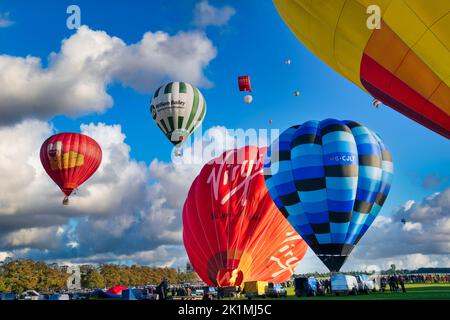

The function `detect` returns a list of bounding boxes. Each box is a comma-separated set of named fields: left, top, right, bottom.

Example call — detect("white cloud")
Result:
left=0, top=12, right=13, bottom=28
left=0, top=121, right=239, bottom=266
left=0, top=26, right=216, bottom=125
left=1, top=120, right=448, bottom=271
left=402, top=200, right=415, bottom=211
left=402, top=222, right=423, bottom=232
left=352, top=188, right=450, bottom=262
left=1, top=226, right=64, bottom=250
left=372, top=215, right=392, bottom=228
left=0, top=251, right=12, bottom=262
left=295, top=189, right=450, bottom=273
left=193, top=0, right=236, bottom=28
left=343, top=254, right=450, bottom=272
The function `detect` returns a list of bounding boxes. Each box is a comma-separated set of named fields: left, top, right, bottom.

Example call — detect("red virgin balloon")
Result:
left=40, top=133, right=102, bottom=205
left=183, top=146, right=307, bottom=287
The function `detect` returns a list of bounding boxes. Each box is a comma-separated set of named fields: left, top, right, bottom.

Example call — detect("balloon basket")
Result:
left=62, top=197, right=69, bottom=206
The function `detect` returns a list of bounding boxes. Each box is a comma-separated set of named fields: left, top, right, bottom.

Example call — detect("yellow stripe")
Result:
left=273, top=0, right=450, bottom=90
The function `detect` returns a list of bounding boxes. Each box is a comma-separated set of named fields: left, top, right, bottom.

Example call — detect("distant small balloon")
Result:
left=294, top=91, right=300, bottom=97
left=285, top=59, right=292, bottom=65
left=238, top=76, right=252, bottom=92
left=244, top=95, right=253, bottom=104
left=373, top=99, right=381, bottom=108
left=268, top=120, right=273, bottom=125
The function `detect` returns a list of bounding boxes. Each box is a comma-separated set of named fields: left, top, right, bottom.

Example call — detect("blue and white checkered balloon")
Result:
left=264, top=119, right=393, bottom=272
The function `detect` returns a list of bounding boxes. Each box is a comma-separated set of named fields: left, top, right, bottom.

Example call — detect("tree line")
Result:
left=0, top=259, right=199, bottom=293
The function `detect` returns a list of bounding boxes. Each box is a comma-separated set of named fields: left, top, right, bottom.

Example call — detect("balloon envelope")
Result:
left=183, top=146, right=307, bottom=286
left=150, top=82, right=206, bottom=146
left=244, top=95, right=253, bottom=104
left=107, top=286, right=128, bottom=295
left=40, top=133, right=102, bottom=198
left=274, top=0, right=450, bottom=138
left=238, top=76, right=252, bottom=92
left=264, top=119, right=393, bottom=272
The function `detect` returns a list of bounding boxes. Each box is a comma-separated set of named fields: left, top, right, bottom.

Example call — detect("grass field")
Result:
left=248, top=284, right=450, bottom=300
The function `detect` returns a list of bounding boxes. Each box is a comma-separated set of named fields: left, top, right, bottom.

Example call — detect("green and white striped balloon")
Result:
left=150, top=82, right=207, bottom=146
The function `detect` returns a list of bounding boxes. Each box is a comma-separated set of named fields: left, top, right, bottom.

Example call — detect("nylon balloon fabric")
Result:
left=150, top=82, right=206, bottom=146
left=264, top=119, right=393, bottom=272
left=273, top=0, right=450, bottom=139
left=183, top=146, right=307, bottom=287
left=40, top=133, right=102, bottom=198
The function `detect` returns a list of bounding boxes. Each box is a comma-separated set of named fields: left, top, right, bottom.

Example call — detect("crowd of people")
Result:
left=398, top=274, right=450, bottom=284
left=153, top=277, right=210, bottom=300
left=148, top=273, right=450, bottom=299
left=380, top=275, right=407, bottom=293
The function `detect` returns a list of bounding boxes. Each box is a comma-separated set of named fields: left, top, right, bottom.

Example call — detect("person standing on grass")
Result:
left=399, top=277, right=406, bottom=293
left=217, top=286, right=224, bottom=300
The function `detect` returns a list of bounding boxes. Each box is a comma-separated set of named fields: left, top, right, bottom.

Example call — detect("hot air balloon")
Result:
left=273, top=0, right=450, bottom=139
left=294, top=91, right=300, bottom=97
left=373, top=99, right=382, bottom=109
left=238, top=75, right=252, bottom=92
left=150, top=82, right=206, bottom=155
left=183, top=146, right=307, bottom=287
left=40, top=133, right=102, bottom=205
left=107, top=286, right=128, bottom=295
left=264, top=119, right=394, bottom=272
left=244, top=95, right=253, bottom=104
left=285, top=59, right=292, bottom=65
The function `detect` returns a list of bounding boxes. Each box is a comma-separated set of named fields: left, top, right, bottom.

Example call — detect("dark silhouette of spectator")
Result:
left=399, top=277, right=406, bottom=293
left=217, top=286, right=225, bottom=300
left=157, top=277, right=169, bottom=300
left=388, top=276, right=394, bottom=292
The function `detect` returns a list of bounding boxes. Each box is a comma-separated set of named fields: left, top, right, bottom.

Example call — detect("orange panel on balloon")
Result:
left=361, top=21, right=450, bottom=138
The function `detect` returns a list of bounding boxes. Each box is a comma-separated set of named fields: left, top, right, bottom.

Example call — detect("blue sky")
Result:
left=0, top=0, right=449, bottom=271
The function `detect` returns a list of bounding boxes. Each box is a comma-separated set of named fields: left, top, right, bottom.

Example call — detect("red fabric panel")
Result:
left=183, top=146, right=307, bottom=286
left=40, top=133, right=103, bottom=196
left=360, top=54, right=450, bottom=139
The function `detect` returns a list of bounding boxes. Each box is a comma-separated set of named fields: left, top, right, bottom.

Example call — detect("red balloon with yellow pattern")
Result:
left=40, top=133, right=102, bottom=205
left=183, top=146, right=307, bottom=287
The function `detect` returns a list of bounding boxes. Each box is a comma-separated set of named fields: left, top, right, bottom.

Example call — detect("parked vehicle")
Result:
left=265, top=282, right=287, bottom=298
left=192, top=288, right=204, bottom=297
left=294, top=277, right=319, bottom=296
left=331, top=274, right=359, bottom=296
left=48, top=294, right=70, bottom=300
left=356, top=274, right=377, bottom=293
left=368, top=275, right=382, bottom=292
left=244, top=281, right=268, bottom=299
left=223, top=286, right=240, bottom=298
left=0, top=293, right=17, bottom=300
left=19, top=290, right=41, bottom=300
